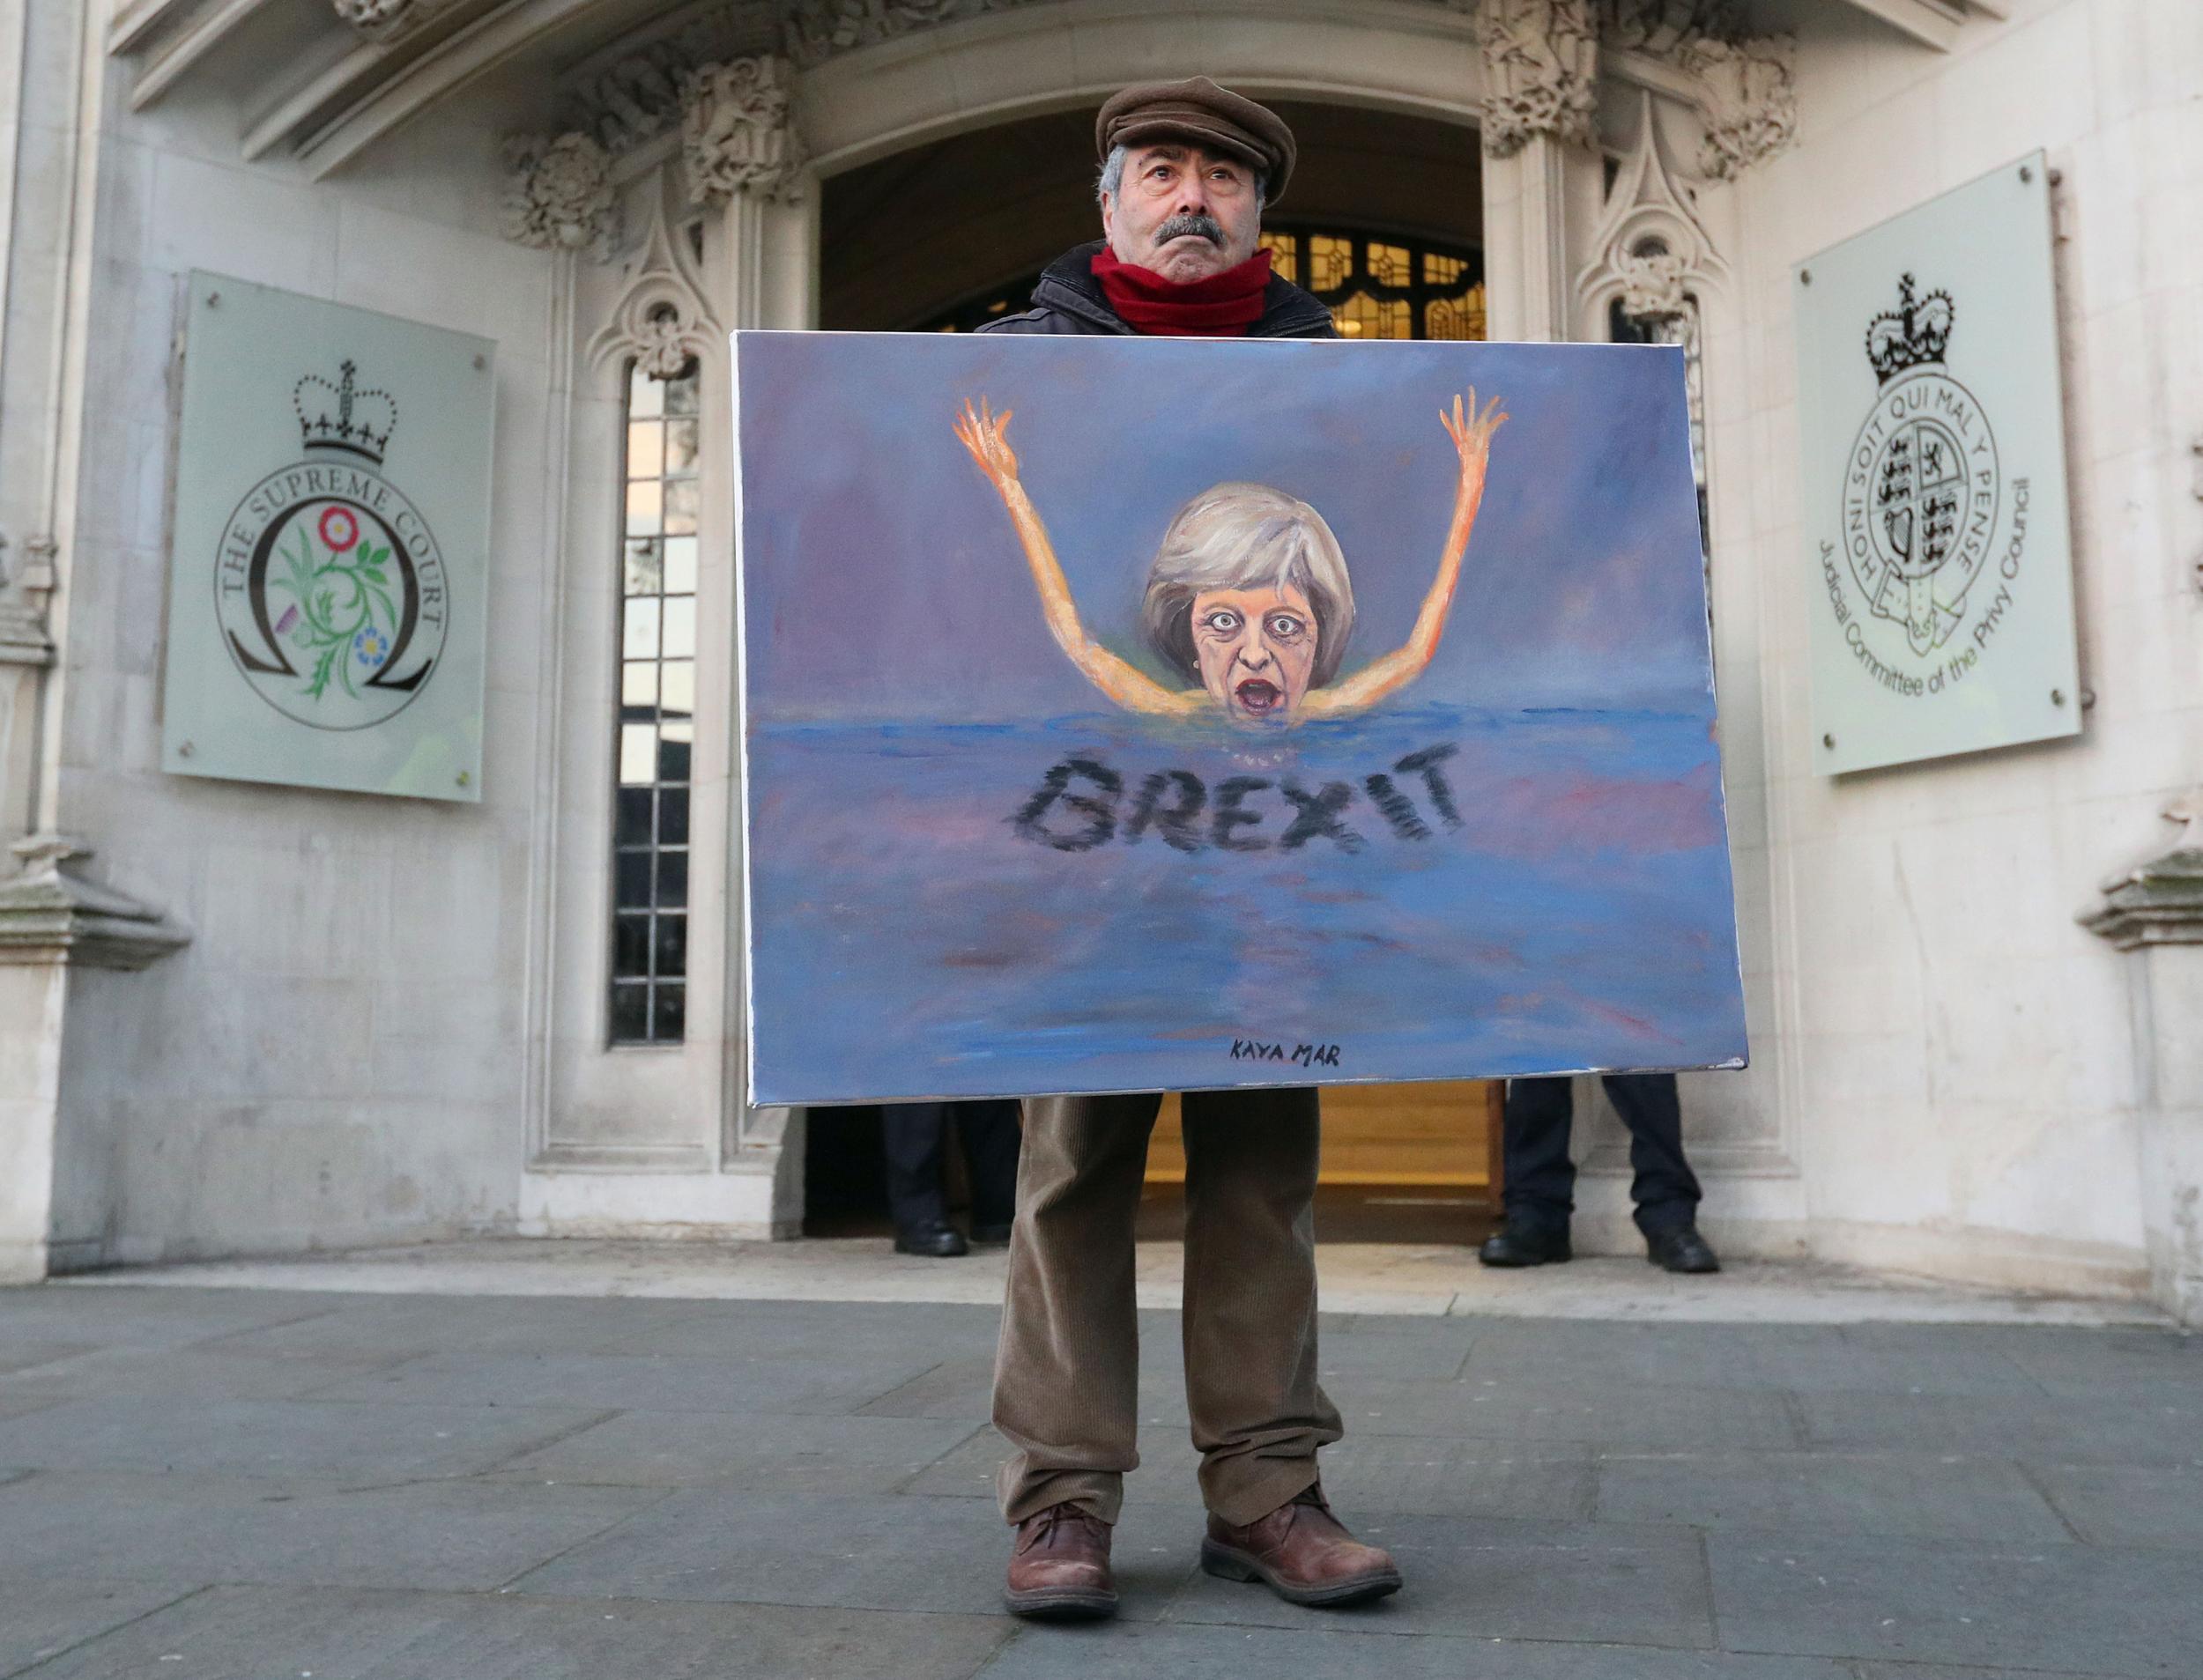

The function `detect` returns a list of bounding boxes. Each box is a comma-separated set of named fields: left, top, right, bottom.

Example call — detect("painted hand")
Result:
left=953, top=397, right=1021, bottom=492
left=1439, top=389, right=1509, bottom=485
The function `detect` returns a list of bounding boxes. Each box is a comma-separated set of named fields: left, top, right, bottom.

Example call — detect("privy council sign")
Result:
left=162, top=275, right=494, bottom=800
left=1796, top=153, right=2080, bottom=776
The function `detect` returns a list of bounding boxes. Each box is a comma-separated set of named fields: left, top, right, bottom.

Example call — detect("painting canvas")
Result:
left=736, top=331, right=1745, bottom=1106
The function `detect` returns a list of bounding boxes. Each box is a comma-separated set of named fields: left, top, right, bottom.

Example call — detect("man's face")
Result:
left=1190, top=584, right=1318, bottom=724
left=1102, top=143, right=1264, bottom=282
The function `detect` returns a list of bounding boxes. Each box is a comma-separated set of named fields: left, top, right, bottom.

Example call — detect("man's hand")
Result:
left=954, top=396, right=1021, bottom=492
left=1439, top=388, right=1509, bottom=485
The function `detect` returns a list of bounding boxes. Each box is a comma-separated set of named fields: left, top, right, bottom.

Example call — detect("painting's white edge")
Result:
left=729, top=329, right=760, bottom=1111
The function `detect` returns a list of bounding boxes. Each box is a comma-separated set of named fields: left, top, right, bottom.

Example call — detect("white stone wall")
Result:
left=19, top=0, right=2197, bottom=1295
left=44, top=69, right=560, bottom=1262
left=1649, top=0, right=2200, bottom=1296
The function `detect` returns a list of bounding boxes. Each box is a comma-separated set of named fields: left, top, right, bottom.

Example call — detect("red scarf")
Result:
left=1091, top=247, right=1273, bottom=337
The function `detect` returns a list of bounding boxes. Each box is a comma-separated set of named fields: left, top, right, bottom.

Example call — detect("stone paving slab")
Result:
left=1351, top=1373, right=1804, bottom=1447
left=0, top=1470, right=665, bottom=1594
left=973, top=1624, right=1861, bottom=1680
left=1705, top=1530, right=2203, bottom=1676
left=0, top=1579, right=201, bottom=1676
left=853, top=1353, right=1198, bottom=1425
left=495, top=1410, right=985, bottom=1493
left=307, top=1346, right=942, bottom=1416
left=607, top=1299, right=1007, bottom=1363
left=1309, top=1323, right=1480, bottom=1381
left=9, top=1586, right=1015, bottom=1680
left=198, top=1293, right=708, bottom=1360
left=2017, top=1458, right=2203, bottom=1549
left=0, top=1343, right=414, bottom=1403
left=0, top=1289, right=341, bottom=1348
left=1977, top=1323, right=2203, bottom=1388
left=904, top=1424, right=1202, bottom=1501
left=1273, top=1434, right=1603, bottom=1521
left=1458, top=1321, right=2058, bottom=1398
left=511, top=1489, right=1209, bottom=1619
left=1591, top=1447, right=2072, bottom=1543
left=1167, top=1513, right=1717, bottom=1649
left=0, top=1340, right=100, bottom=1377
left=0, top=1280, right=2193, bottom=1680
left=0, top=1395, right=610, bottom=1481
left=1793, top=1385, right=2203, bottom=1463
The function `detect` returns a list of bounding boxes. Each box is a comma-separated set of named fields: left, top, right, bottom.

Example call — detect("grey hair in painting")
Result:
left=1140, top=483, right=1355, bottom=686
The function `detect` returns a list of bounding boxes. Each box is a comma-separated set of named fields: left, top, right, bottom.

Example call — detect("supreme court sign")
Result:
left=1795, top=152, right=2081, bottom=776
left=160, top=273, right=495, bottom=800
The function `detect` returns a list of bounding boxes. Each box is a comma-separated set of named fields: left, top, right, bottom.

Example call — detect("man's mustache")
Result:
left=1154, top=212, right=1225, bottom=246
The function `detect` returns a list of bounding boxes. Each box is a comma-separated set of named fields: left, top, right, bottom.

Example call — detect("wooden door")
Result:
left=1146, top=1081, right=1502, bottom=1202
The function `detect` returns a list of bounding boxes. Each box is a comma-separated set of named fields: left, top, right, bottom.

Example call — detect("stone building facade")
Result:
left=0, top=0, right=2197, bottom=1321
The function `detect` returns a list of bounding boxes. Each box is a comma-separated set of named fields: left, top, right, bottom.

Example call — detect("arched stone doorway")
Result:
left=819, top=101, right=1487, bottom=334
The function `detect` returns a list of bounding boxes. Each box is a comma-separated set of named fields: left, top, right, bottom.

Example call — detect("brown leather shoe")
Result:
left=1202, top=1484, right=1403, bottom=1608
left=1004, top=1502, right=1117, bottom=1620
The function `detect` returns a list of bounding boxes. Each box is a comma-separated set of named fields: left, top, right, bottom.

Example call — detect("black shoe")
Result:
left=969, top=1221, right=1012, bottom=1245
left=894, top=1223, right=968, bottom=1258
left=1478, top=1223, right=1572, bottom=1267
left=1645, top=1225, right=1720, bottom=1273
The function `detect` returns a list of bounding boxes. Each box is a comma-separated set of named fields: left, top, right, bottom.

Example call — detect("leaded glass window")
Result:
left=916, top=228, right=1485, bottom=341
left=1258, top=229, right=1485, bottom=340
left=610, top=359, right=700, bottom=1046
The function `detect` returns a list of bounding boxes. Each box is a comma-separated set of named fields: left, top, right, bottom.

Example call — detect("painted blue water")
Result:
left=745, top=700, right=1746, bottom=1105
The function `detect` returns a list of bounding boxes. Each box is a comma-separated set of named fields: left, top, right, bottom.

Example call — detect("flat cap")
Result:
left=1096, top=76, right=1295, bottom=204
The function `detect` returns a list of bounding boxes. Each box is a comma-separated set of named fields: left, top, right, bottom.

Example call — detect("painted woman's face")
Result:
left=1190, top=584, right=1319, bottom=724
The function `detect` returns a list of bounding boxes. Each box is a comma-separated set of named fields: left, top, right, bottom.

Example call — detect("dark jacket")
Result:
left=975, top=241, right=1339, bottom=339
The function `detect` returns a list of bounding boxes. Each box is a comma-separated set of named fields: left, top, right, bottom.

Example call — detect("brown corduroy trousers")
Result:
left=991, top=1088, right=1344, bottom=1528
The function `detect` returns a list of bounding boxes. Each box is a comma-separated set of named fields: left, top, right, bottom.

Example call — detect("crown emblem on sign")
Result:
left=1864, top=274, right=1955, bottom=386
left=293, top=361, right=398, bottom=464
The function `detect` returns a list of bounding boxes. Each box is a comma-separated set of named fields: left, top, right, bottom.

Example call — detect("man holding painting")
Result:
left=971, top=78, right=1405, bottom=1620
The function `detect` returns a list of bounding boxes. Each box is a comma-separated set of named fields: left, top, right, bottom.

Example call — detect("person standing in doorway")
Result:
left=881, top=1101, right=1020, bottom=1257
left=1480, top=1073, right=1722, bottom=1273
left=974, top=77, right=1402, bottom=1624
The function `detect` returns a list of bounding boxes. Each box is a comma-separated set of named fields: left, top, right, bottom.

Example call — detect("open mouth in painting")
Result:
left=1233, top=677, right=1285, bottom=717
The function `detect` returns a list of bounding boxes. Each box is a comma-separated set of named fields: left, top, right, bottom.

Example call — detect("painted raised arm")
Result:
left=1303, top=389, right=1507, bottom=717
left=953, top=398, right=1198, bottom=716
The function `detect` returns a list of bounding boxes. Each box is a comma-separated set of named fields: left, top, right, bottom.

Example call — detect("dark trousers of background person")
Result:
left=992, top=1089, right=1343, bottom=1528
left=1503, top=1073, right=1702, bottom=1237
left=881, top=1100, right=1021, bottom=1235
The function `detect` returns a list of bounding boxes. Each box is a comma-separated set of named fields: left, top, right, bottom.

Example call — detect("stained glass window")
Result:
left=610, top=358, right=700, bottom=1046
left=1260, top=226, right=1485, bottom=341
left=918, top=228, right=1485, bottom=342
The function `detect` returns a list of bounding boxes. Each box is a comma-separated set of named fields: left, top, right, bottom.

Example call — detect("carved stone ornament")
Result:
left=782, top=0, right=1026, bottom=70
left=1472, top=0, right=1794, bottom=177
left=682, top=56, right=807, bottom=206
left=0, top=534, right=54, bottom=667
left=588, top=176, right=724, bottom=380
left=1615, top=245, right=1689, bottom=320
left=502, top=132, right=616, bottom=255
left=1576, top=90, right=1728, bottom=328
left=330, top=0, right=467, bottom=43
left=0, top=835, right=189, bottom=970
left=2081, top=791, right=2203, bottom=951
left=1681, top=33, right=1798, bottom=181
left=1599, top=0, right=1744, bottom=56
left=1480, top=0, right=1600, bottom=158
left=560, top=7, right=775, bottom=156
